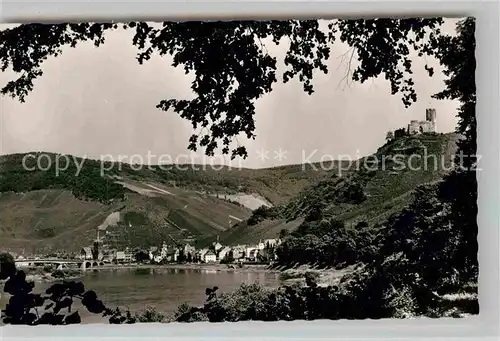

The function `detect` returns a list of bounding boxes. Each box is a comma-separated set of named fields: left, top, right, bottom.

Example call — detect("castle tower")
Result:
left=425, top=108, right=437, bottom=132
left=426, top=108, right=436, bottom=122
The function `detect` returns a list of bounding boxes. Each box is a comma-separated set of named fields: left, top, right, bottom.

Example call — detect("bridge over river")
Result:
left=15, top=259, right=105, bottom=270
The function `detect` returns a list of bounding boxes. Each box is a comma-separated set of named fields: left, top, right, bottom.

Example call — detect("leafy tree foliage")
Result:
left=427, top=18, right=477, bottom=282
left=134, top=250, right=150, bottom=263
left=374, top=183, right=470, bottom=298
left=247, top=205, right=280, bottom=225
left=0, top=154, right=126, bottom=203
left=276, top=219, right=377, bottom=268
left=1, top=18, right=443, bottom=158
left=276, top=17, right=477, bottom=306
left=275, top=19, right=475, bottom=319
left=133, top=306, right=166, bottom=323
left=0, top=253, right=16, bottom=280
left=278, top=228, right=290, bottom=239
left=177, top=249, right=187, bottom=263
left=0, top=256, right=134, bottom=325
left=173, top=274, right=476, bottom=322
left=220, top=251, right=235, bottom=264
left=91, top=241, right=100, bottom=261
left=394, top=127, right=409, bottom=138
left=0, top=253, right=169, bottom=325
left=341, top=181, right=367, bottom=204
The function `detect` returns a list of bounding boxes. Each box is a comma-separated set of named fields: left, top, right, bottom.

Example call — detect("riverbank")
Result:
left=1, top=262, right=280, bottom=284
left=21, top=267, right=83, bottom=283
left=3, top=261, right=350, bottom=285
left=277, top=264, right=358, bottom=287
left=0, top=272, right=82, bottom=284
left=158, top=263, right=277, bottom=272
left=85, top=262, right=279, bottom=273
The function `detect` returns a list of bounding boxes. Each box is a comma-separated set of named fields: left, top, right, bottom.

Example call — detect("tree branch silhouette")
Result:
left=0, top=18, right=444, bottom=159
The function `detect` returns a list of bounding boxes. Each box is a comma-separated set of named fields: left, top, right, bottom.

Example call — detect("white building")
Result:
left=204, top=251, right=217, bottom=263
left=213, top=242, right=223, bottom=252
left=115, top=251, right=126, bottom=262
left=257, top=240, right=266, bottom=250
left=125, top=250, right=133, bottom=262
left=245, top=246, right=258, bottom=259
left=231, top=246, right=245, bottom=260
left=160, top=242, right=169, bottom=259
left=183, top=244, right=196, bottom=258
left=102, top=251, right=115, bottom=263
left=153, top=254, right=164, bottom=263
left=115, top=248, right=133, bottom=263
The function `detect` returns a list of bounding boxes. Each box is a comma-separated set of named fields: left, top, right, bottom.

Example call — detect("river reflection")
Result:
left=0, top=267, right=282, bottom=324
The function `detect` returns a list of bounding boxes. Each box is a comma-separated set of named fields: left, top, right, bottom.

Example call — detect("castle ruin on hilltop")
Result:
left=407, top=108, right=437, bottom=135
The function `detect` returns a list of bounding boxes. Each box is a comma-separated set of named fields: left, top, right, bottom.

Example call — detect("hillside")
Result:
left=0, top=133, right=459, bottom=252
left=211, top=132, right=460, bottom=246
left=0, top=185, right=251, bottom=254
left=0, top=152, right=345, bottom=253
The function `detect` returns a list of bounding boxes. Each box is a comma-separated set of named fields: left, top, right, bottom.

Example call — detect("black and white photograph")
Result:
left=0, top=17, right=477, bottom=325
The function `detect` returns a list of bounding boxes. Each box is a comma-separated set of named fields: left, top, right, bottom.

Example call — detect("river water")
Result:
left=1, top=266, right=282, bottom=324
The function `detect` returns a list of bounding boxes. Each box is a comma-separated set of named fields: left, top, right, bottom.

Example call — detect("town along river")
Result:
left=0, top=265, right=283, bottom=324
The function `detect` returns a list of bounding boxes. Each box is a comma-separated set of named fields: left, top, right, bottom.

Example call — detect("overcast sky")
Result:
left=0, top=19, right=462, bottom=169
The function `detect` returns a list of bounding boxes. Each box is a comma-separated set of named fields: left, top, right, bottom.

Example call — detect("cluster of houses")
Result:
left=194, top=238, right=281, bottom=264
left=77, top=238, right=282, bottom=265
